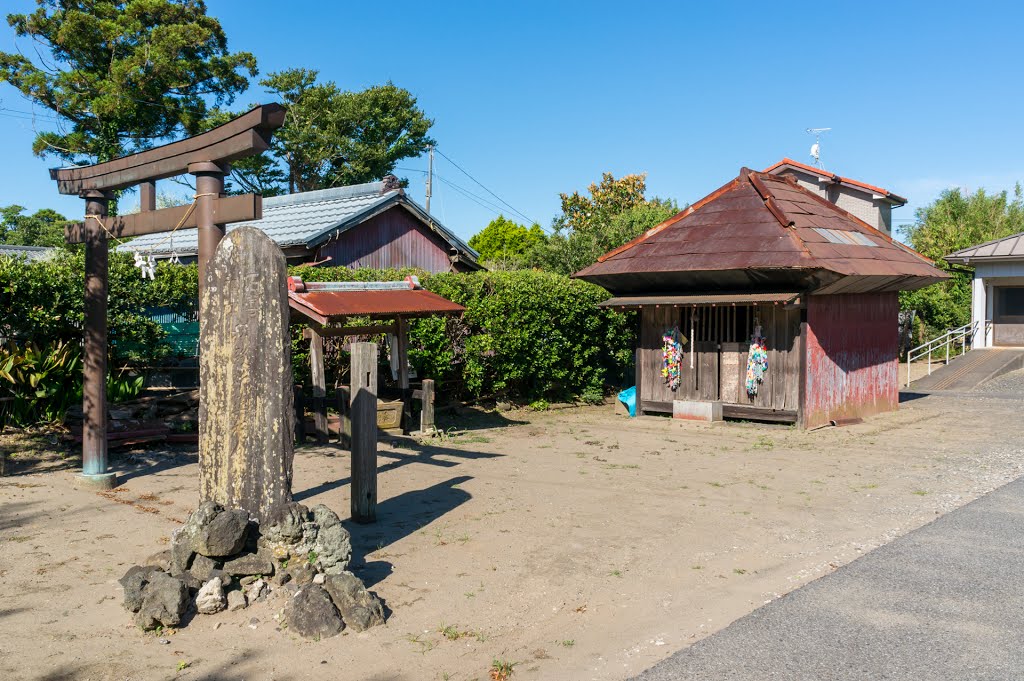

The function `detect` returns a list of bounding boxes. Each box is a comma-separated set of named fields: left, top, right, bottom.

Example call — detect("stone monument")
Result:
left=199, top=227, right=293, bottom=523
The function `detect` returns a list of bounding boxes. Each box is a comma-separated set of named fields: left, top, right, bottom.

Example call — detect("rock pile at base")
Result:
left=119, top=500, right=385, bottom=639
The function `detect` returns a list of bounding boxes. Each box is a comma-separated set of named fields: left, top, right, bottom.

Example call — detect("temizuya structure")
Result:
left=575, top=168, right=947, bottom=428
left=51, top=105, right=285, bottom=488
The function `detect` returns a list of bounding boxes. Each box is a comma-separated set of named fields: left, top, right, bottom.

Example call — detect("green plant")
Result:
left=0, top=340, right=82, bottom=425
left=306, top=550, right=318, bottom=566
left=107, top=371, right=145, bottom=403
left=490, top=659, right=516, bottom=681
left=528, top=399, right=550, bottom=412
left=753, top=436, right=775, bottom=450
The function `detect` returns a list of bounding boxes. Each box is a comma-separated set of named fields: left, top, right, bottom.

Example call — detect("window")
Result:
left=812, top=227, right=879, bottom=247
left=997, top=287, right=1024, bottom=317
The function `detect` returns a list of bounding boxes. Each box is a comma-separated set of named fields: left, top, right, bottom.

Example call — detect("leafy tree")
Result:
left=227, top=68, right=435, bottom=194
left=0, top=0, right=257, bottom=165
left=900, top=185, right=1024, bottom=333
left=467, top=216, right=546, bottom=269
left=0, top=205, right=73, bottom=247
left=530, top=172, right=680, bottom=275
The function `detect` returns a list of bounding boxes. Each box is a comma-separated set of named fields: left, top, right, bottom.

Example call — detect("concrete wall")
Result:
left=972, top=265, right=1024, bottom=347
left=803, top=292, right=900, bottom=428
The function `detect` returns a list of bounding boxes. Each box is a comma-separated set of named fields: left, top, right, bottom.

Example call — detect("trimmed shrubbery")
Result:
left=0, top=254, right=634, bottom=423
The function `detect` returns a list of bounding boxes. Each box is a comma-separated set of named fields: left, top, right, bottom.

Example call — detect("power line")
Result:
left=433, top=147, right=538, bottom=226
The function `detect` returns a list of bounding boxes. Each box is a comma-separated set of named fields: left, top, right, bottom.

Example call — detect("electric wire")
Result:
left=432, top=147, right=538, bottom=226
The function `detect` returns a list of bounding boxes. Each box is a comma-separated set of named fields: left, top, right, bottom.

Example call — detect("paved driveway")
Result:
left=632, top=476, right=1024, bottom=680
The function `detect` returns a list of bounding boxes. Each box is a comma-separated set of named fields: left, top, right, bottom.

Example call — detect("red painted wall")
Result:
left=803, top=292, right=899, bottom=428
left=315, top=205, right=466, bottom=273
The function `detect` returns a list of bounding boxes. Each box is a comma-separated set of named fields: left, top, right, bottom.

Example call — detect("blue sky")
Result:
left=1, top=1, right=1023, bottom=242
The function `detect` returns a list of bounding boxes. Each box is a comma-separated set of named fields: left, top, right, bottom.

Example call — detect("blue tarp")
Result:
left=617, top=386, right=637, bottom=417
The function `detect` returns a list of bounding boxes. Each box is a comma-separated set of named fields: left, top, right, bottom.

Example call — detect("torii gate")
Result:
left=51, top=104, right=286, bottom=489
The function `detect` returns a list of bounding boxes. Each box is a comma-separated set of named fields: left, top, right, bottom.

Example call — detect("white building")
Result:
left=946, top=233, right=1024, bottom=347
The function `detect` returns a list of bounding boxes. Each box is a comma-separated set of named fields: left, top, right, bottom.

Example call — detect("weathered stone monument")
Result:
left=199, top=227, right=293, bottom=523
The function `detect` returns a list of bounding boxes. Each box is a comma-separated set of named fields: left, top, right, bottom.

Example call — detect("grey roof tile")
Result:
left=115, top=181, right=477, bottom=261
left=947, top=232, right=1024, bottom=262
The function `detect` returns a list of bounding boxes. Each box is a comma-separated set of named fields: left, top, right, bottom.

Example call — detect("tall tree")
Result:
left=228, top=68, right=435, bottom=194
left=0, top=205, right=73, bottom=247
left=0, top=0, right=257, bottom=165
left=468, top=216, right=546, bottom=269
left=530, top=172, right=680, bottom=275
left=900, top=185, right=1024, bottom=332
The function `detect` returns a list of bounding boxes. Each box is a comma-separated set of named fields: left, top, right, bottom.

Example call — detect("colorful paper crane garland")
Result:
left=661, top=326, right=687, bottom=391
left=746, top=323, right=768, bottom=396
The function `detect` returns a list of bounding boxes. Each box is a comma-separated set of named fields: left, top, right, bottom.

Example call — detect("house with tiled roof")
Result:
left=575, top=167, right=946, bottom=428
left=118, top=177, right=482, bottom=273
left=947, top=232, right=1024, bottom=347
left=765, top=158, right=907, bottom=235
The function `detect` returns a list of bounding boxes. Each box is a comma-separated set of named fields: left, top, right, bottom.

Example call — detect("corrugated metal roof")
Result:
left=289, top=289, right=465, bottom=324
left=0, top=245, right=57, bottom=262
left=575, top=168, right=946, bottom=295
left=599, top=292, right=800, bottom=307
left=946, top=231, right=1024, bottom=263
left=116, top=181, right=479, bottom=263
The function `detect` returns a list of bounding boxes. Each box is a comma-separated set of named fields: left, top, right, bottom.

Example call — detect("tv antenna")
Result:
left=806, top=127, right=831, bottom=168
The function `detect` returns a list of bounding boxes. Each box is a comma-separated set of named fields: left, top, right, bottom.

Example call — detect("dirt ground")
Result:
left=2, top=377, right=1023, bottom=681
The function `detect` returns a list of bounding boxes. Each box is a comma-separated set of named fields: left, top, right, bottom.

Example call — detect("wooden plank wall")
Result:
left=639, top=303, right=801, bottom=413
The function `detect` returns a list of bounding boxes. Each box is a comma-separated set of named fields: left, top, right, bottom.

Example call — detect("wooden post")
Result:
left=420, top=379, right=435, bottom=433
left=396, top=316, right=412, bottom=434
left=309, top=328, right=328, bottom=443
left=350, top=342, right=378, bottom=523
left=78, top=190, right=117, bottom=489
left=294, top=385, right=306, bottom=443
left=337, top=386, right=351, bottom=448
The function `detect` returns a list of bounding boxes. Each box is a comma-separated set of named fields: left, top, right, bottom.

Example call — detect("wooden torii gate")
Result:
left=51, top=104, right=285, bottom=489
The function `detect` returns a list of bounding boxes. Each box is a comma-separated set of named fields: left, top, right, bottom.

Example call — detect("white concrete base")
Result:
left=672, top=400, right=723, bottom=422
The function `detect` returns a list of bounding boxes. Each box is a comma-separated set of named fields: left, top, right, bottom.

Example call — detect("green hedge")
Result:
left=0, top=253, right=635, bottom=413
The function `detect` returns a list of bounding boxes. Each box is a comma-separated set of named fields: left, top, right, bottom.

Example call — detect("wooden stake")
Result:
left=294, top=385, right=305, bottom=444
left=350, top=342, right=378, bottom=523
left=420, top=379, right=435, bottom=433
left=309, top=327, right=328, bottom=443
left=396, top=316, right=412, bottom=434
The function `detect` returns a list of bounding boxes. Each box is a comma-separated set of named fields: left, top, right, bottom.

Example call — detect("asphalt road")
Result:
left=632, top=475, right=1024, bottom=680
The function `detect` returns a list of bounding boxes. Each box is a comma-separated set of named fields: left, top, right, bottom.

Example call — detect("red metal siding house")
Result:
left=575, top=167, right=946, bottom=427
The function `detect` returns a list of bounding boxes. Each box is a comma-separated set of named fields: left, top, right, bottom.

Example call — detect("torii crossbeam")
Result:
left=49, top=104, right=285, bottom=489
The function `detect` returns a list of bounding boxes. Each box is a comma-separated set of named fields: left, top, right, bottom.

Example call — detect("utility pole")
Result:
left=425, top=144, right=434, bottom=213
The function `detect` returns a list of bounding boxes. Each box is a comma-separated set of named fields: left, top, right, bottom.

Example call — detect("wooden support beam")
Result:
left=302, top=323, right=396, bottom=339
left=350, top=342, right=378, bottom=523
left=309, top=327, right=328, bottom=443
left=64, top=193, right=261, bottom=243
left=294, top=385, right=306, bottom=444
left=420, top=379, right=435, bottom=433
left=396, top=316, right=412, bottom=434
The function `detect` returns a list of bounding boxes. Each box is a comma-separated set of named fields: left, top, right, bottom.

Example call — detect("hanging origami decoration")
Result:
left=661, top=326, right=687, bottom=391
left=746, top=322, right=768, bottom=396
left=132, top=251, right=156, bottom=280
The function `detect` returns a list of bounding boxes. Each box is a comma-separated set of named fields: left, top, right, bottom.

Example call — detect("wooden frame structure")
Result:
left=287, top=277, right=464, bottom=441
left=50, top=105, right=285, bottom=488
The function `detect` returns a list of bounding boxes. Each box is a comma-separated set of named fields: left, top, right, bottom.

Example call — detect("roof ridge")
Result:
left=764, top=158, right=907, bottom=205
left=264, top=181, right=392, bottom=209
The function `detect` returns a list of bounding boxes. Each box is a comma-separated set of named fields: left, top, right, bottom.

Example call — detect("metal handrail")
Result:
left=906, top=320, right=989, bottom=387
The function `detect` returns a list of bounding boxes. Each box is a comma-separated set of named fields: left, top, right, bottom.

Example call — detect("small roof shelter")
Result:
left=576, top=168, right=947, bottom=428
left=287, top=276, right=465, bottom=440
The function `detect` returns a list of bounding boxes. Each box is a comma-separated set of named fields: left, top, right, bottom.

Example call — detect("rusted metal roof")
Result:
left=946, top=231, right=1024, bottom=263
left=574, top=168, right=947, bottom=295
left=289, top=289, right=465, bottom=325
left=598, top=292, right=800, bottom=307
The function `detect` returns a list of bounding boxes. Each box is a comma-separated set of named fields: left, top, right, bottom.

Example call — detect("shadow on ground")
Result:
left=343, top=475, right=473, bottom=587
